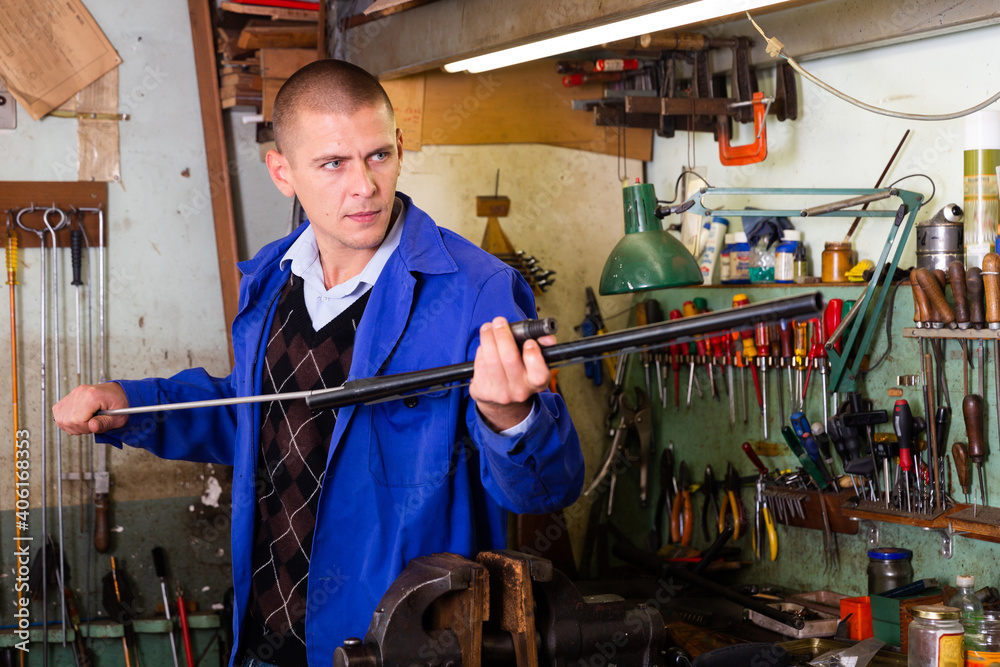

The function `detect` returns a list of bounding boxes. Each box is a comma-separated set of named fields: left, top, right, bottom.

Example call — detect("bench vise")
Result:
left=333, top=550, right=667, bottom=667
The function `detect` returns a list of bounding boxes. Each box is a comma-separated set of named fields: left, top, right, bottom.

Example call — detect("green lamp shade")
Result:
left=599, top=182, right=703, bottom=295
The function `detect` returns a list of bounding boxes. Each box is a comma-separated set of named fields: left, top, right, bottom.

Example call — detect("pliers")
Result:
left=718, top=462, right=745, bottom=540
left=652, top=444, right=674, bottom=549
left=584, top=387, right=651, bottom=514
left=700, top=465, right=720, bottom=541
left=753, top=475, right=778, bottom=561
left=670, top=462, right=694, bottom=546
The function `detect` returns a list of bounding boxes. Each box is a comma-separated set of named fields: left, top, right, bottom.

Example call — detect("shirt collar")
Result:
left=280, top=197, right=406, bottom=297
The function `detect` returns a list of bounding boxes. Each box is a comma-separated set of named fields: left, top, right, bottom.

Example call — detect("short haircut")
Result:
left=271, top=59, right=395, bottom=154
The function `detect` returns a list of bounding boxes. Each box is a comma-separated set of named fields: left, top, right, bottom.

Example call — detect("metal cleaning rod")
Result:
left=43, top=206, right=69, bottom=644
left=16, top=206, right=49, bottom=666
left=98, top=293, right=824, bottom=416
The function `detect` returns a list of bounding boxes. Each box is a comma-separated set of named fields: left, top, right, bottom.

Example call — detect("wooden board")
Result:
left=1, top=181, right=107, bottom=248
left=262, top=77, right=284, bottom=122
left=237, top=20, right=318, bottom=50
left=381, top=74, right=424, bottom=151
left=260, top=47, right=317, bottom=79
left=220, top=1, right=317, bottom=22
left=188, top=0, right=241, bottom=360
left=420, top=60, right=652, bottom=160
left=777, top=489, right=859, bottom=535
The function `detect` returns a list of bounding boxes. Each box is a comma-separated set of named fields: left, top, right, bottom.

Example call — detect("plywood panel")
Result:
left=381, top=74, right=424, bottom=151
left=421, top=60, right=651, bottom=160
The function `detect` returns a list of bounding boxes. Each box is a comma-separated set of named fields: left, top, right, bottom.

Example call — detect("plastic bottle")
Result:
left=697, top=217, right=729, bottom=285
left=964, top=110, right=1000, bottom=269
left=731, top=232, right=751, bottom=284
left=949, top=575, right=984, bottom=628
left=749, top=237, right=775, bottom=283
left=774, top=230, right=801, bottom=283
left=793, top=243, right=808, bottom=281
left=720, top=234, right=734, bottom=284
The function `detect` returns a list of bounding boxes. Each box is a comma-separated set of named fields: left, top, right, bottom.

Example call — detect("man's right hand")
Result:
left=53, top=383, right=129, bottom=435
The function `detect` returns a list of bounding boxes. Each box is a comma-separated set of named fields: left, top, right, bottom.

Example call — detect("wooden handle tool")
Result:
left=910, top=269, right=932, bottom=327
left=963, top=393, right=987, bottom=513
left=914, top=267, right=956, bottom=329
left=948, top=261, right=970, bottom=329
left=952, top=441, right=971, bottom=500
left=968, top=267, right=985, bottom=329
left=965, top=394, right=986, bottom=464
left=983, top=253, right=1000, bottom=329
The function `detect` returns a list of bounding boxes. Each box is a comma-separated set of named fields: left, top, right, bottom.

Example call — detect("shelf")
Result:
left=841, top=500, right=952, bottom=529
left=902, top=327, right=1000, bottom=340
left=695, top=281, right=865, bottom=289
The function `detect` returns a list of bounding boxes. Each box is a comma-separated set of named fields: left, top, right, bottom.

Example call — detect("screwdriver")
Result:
left=984, top=253, right=1000, bottom=499
left=733, top=294, right=763, bottom=416
left=636, top=302, right=651, bottom=401
left=781, top=426, right=828, bottom=489
left=963, top=394, right=987, bottom=516
left=682, top=300, right=705, bottom=407
left=803, top=318, right=830, bottom=423
left=952, top=442, right=971, bottom=505
left=967, top=267, right=985, bottom=330
left=779, top=319, right=795, bottom=417
left=893, top=399, right=914, bottom=513
left=790, top=411, right=832, bottom=486
left=794, top=321, right=809, bottom=412
left=810, top=421, right=836, bottom=472
left=769, top=323, right=785, bottom=427
left=911, top=269, right=933, bottom=328
left=694, top=299, right=718, bottom=400
left=824, top=300, right=843, bottom=410
left=718, top=331, right=736, bottom=427
left=710, top=329, right=732, bottom=419
left=755, top=322, right=770, bottom=439
left=669, top=309, right=684, bottom=411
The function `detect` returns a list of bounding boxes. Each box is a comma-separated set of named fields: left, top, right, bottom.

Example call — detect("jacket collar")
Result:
left=236, top=192, right=458, bottom=282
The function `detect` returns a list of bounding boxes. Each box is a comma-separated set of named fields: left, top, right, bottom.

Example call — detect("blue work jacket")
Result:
left=98, top=194, right=584, bottom=666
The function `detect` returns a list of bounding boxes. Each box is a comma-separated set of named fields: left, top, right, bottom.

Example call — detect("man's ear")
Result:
left=265, top=149, right=296, bottom=198
left=396, top=127, right=404, bottom=163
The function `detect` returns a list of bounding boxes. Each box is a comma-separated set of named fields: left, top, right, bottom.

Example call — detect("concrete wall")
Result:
left=0, top=0, right=237, bottom=627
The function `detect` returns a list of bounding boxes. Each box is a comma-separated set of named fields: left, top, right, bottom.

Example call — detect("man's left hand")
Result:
left=470, top=316, right=555, bottom=432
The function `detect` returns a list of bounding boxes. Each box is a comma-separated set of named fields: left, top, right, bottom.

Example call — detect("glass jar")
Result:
left=867, top=547, right=913, bottom=594
left=821, top=242, right=852, bottom=282
left=965, top=610, right=1000, bottom=665
left=908, top=605, right=964, bottom=667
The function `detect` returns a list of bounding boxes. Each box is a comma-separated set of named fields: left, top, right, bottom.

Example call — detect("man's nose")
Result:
left=349, top=161, right=377, bottom=197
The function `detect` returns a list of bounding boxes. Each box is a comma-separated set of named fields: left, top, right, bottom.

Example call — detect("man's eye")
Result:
left=372, top=152, right=389, bottom=162
left=323, top=160, right=342, bottom=170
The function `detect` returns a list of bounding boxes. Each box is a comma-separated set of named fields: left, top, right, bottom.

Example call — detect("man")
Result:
left=54, top=60, right=583, bottom=666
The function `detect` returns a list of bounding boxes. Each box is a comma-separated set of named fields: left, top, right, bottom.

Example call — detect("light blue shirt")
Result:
left=280, top=197, right=536, bottom=435
left=280, top=198, right=406, bottom=330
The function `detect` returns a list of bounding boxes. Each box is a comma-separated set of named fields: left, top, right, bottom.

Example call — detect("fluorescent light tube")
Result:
left=444, top=0, right=792, bottom=73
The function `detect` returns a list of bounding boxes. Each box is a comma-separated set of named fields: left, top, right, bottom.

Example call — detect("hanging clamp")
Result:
left=718, top=92, right=771, bottom=166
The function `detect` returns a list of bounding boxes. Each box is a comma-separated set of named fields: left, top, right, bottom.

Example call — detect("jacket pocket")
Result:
left=367, top=394, right=454, bottom=487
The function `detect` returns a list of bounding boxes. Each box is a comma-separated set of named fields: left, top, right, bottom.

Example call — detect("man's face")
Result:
left=266, top=103, right=404, bottom=257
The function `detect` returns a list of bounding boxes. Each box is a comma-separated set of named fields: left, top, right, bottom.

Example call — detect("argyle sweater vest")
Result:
left=241, top=275, right=370, bottom=666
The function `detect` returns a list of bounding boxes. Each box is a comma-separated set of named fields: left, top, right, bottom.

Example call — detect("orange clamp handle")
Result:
left=718, top=92, right=768, bottom=166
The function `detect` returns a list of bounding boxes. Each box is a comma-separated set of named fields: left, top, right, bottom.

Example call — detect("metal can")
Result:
left=964, top=609, right=1000, bottom=665
left=867, top=547, right=913, bottom=594
left=908, top=605, right=963, bottom=667
left=916, top=204, right=964, bottom=272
